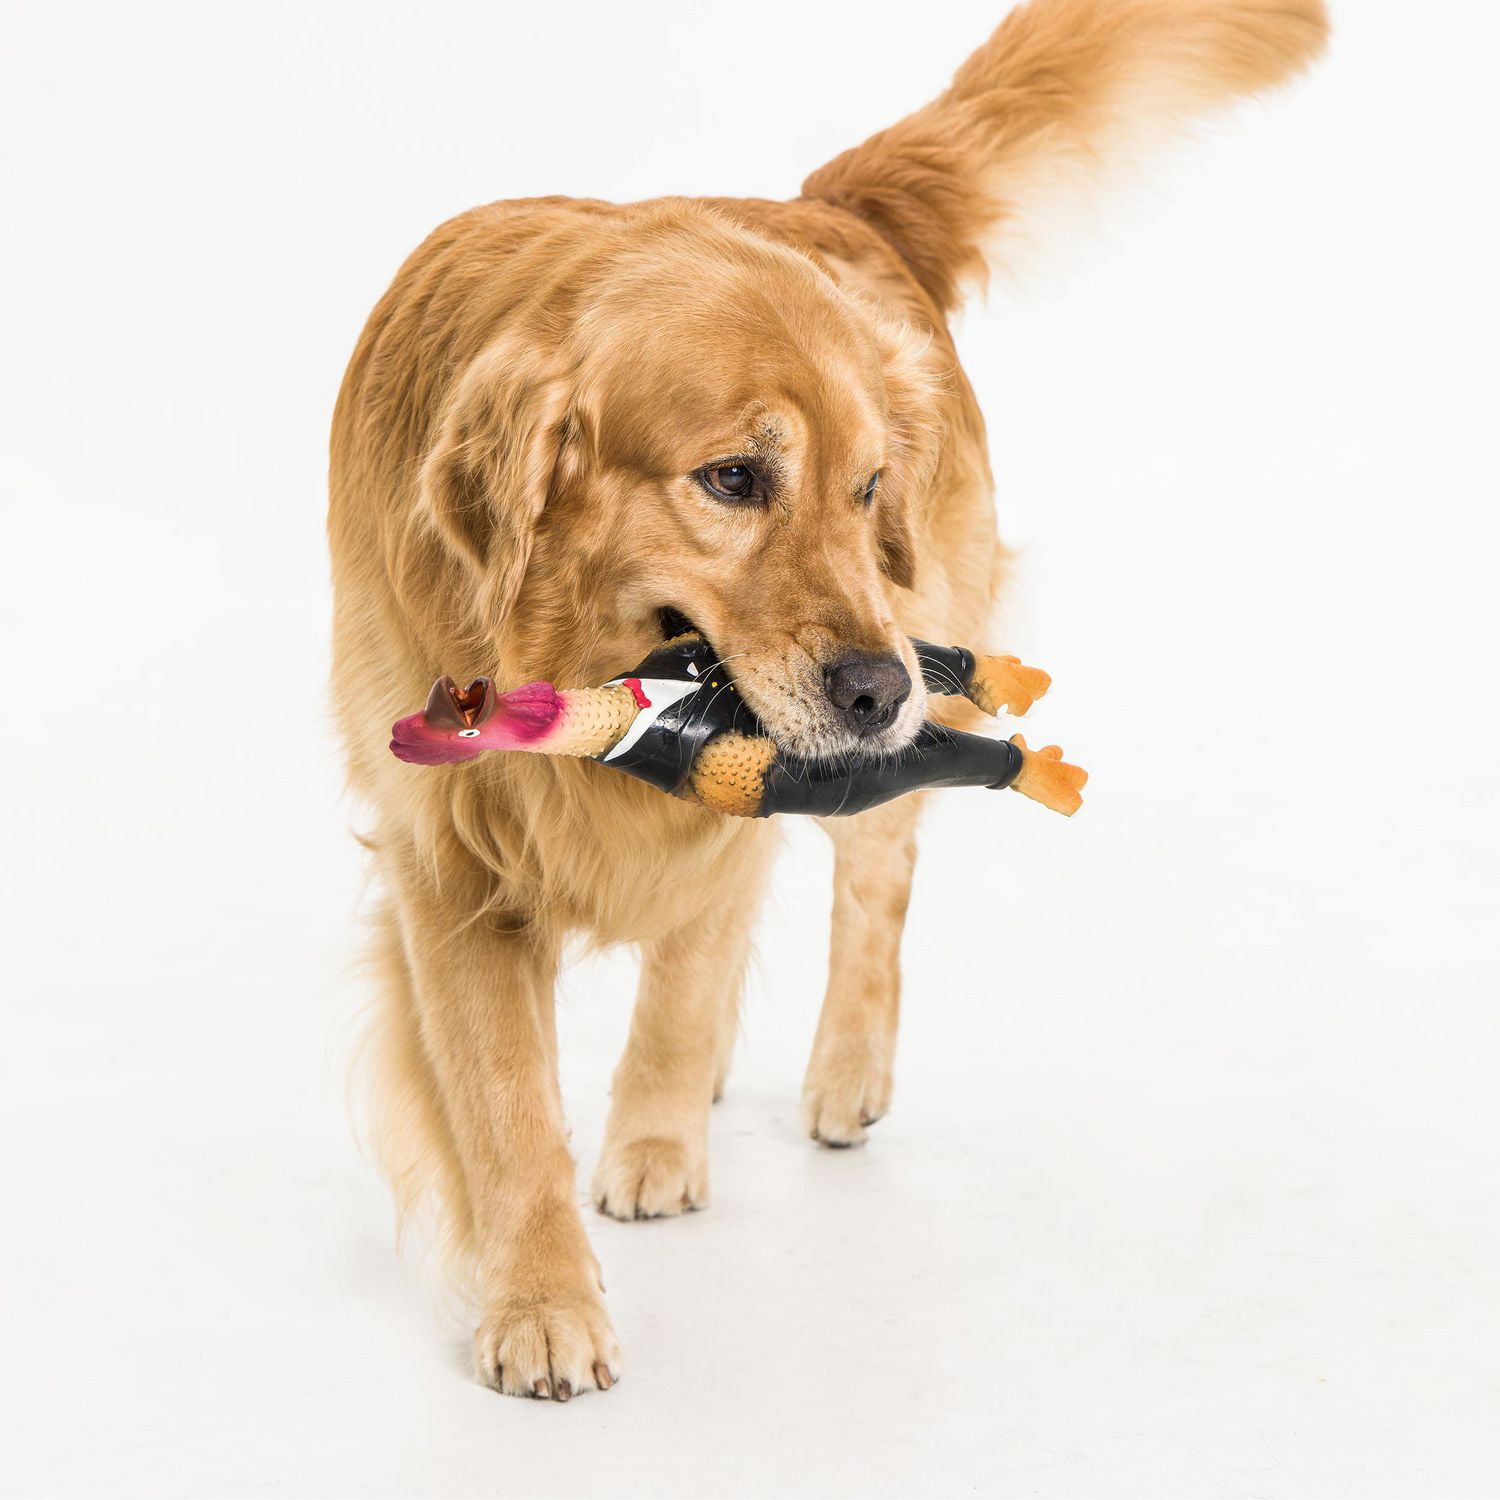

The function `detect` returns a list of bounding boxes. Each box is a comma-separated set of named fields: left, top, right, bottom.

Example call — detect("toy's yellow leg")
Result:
left=1010, top=734, right=1089, bottom=816
left=967, top=654, right=1052, bottom=717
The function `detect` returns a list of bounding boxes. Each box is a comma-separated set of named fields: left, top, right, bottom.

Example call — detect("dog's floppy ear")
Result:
left=874, top=491, right=918, bottom=592
left=804, top=0, right=1328, bottom=312
left=417, top=336, right=577, bottom=627
left=871, top=315, right=947, bottom=592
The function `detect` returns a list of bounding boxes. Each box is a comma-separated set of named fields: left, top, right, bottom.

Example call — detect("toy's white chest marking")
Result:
left=601, top=676, right=700, bottom=762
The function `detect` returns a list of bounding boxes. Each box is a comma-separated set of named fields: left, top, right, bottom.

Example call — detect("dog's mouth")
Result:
left=657, top=605, right=701, bottom=642
left=654, top=603, right=922, bottom=760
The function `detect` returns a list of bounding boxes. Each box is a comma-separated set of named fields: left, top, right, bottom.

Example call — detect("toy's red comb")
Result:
left=425, top=676, right=497, bottom=730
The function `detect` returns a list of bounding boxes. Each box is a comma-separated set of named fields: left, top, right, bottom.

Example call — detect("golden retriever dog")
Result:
left=329, top=0, right=1327, bottom=1399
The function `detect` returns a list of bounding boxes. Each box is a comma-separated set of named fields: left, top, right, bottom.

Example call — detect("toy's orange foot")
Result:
left=1009, top=734, right=1088, bottom=816
left=970, top=655, right=1052, bottom=717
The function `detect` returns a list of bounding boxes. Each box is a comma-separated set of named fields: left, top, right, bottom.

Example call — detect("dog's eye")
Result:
left=863, top=472, right=880, bottom=505
left=697, top=464, right=764, bottom=504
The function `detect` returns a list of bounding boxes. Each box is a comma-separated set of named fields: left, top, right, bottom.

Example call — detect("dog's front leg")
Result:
left=592, top=849, right=771, bottom=1220
left=804, top=795, right=922, bottom=1146
left=398, top=878, right=620, bottom=1399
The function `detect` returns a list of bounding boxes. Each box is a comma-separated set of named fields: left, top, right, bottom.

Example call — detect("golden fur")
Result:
left=329, top=0, right=1327, bottom=1398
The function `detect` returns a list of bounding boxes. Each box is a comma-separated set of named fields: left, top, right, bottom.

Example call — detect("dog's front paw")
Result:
left=474, top=1288, right=622, bottom=1400
left=592, top=1132, right=709, bottom=1220
left=801, top=1033, right=894, bottom=1147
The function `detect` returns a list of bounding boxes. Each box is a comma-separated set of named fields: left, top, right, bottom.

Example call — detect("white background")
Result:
left=3, top=2, right=1497, bottom=1496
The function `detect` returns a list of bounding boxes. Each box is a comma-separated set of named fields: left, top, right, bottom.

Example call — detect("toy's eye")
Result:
left=697, top=463, right=765, bottom=505
left=863, top=472, right=880, bottom=505
left=458, top=728, right=481, bottom=738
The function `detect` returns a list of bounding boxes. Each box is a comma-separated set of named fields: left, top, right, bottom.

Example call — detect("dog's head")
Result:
left=415, top=209, right=947, bottom=758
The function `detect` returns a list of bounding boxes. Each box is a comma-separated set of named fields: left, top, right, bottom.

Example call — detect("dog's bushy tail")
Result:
left=803, top=0, right=1329, bottom=311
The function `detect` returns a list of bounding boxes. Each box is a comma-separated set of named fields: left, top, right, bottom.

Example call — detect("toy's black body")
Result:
left=599, top=637, right=761, bottom=794
left=604, top=637, right=1024, bottom=818
left=760, top=724, right=1024, bottom=817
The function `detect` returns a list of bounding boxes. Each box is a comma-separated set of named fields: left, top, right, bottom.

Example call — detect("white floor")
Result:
left=5, top=2, right=1499, bottom=1491
left=5, top=729, right=1497, bottom=1498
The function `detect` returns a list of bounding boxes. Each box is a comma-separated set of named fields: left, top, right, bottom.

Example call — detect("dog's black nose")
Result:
left=823, top=652, right=911, bottom=735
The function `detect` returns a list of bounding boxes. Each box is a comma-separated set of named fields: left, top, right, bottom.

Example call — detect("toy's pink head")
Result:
left=390, top=676, right=563, bottom=765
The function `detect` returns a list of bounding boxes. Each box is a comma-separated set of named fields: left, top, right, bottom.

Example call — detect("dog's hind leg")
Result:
left=592, top=850, right=771, bottom=1220
left=804, top=795, right=922, bottom=1147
